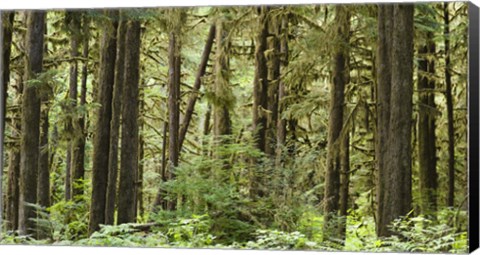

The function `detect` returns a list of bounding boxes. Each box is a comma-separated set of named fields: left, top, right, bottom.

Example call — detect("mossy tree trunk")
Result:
left=88, top=10, right=118, bottom=235
left=417, top=29, right=437, bottom=216
left=71, top=14, right=89, bottom=200
left=19, top=11, right=45, bottom=236
left=323, top=5, right=350, bottom=242
left=2, top=11, right=15, bottom=231
left=105, top=17, right=127, bottom=226
left=117, top=19, right=141, bottom=224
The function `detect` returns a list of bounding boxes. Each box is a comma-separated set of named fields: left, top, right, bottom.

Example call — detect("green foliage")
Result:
left=245, top=229, right=318, bottom=250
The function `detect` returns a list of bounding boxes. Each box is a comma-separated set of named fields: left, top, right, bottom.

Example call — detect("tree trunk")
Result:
left=377, top=4, right=414, bottom=237
left=275, top=13, right=289, bottom=198
left=266, top=14, right=280, bottom=156
left=178, top=24, right=216, bottom=151
left=153, top=120, right=168, bottom=210
left=323, top=5, right=350, bottom=242
left=253, top=7, right=269, bottom=154
left=105, top=17, right=127, bottom=226
left=417, top=30, right=437, bottom=216
left=444, top=2, right=455, bottom=208
left=71, top=14, right=89, bottom=200
left=2, top=11, right=15, bottom=231
left=375, top=4, right=393, bottom=236
left=251, top=7, right=269, bottom=198
left=137, top=93, right=145, bottom=219
left=37, top=101, right=50, bottom=208
left=89, top=10, right=118, bottom=235
left=338, top=135, right=350, bottom=236
left=117, top=20, right=141, bottom=224
left=213, top=19, right=232, bottom=138
left=7, top=145, right=20, bottom=231
left=19, top=11, right=45, bottom=236
left=64, top=11, right=82, bottom=202
left=166, top=30, right=181, bottom=211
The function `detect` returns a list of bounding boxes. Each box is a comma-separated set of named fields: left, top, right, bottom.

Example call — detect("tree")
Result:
left=1, top=11, right=15, bottom=231
left=71, top=14, right=90, bottom=199
left=251, top=6, right=269, bottom=199
left=323, top=5, right=350, bottom=242
left=89, top=10, right=118, bottom=235
left=213, top=18, right=232, bottom=141
left=275, top=12, right=288, bottom=167
left=117, top=19, right=141, bottom=225
left=265, top=10, right=281, bottom=156
left=375, top=4, right=393, bottom=236
left=178, top=24, right=216, bottom=152
left=417, top=23, right=437, bottom=216
left=376, top=4, right=414, bottom=237
left=252, top=7, right=269, bottom=155
left=64, top=11, right=82, bottom=201
left=19, top=11, right=45, bottom=236
left=443, top=2, right=455, bottom=208
left=105, top=16, right=127, bottom=226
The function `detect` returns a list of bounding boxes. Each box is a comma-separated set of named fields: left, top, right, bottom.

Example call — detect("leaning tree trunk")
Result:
left=117, top=20, right=141, bottom=225
left=417, top=30, right=437, bottom=216
left=105, top=17, right=127, bottom=226
left=323, top=5, right=350, bottom=242
left=19, top=11, right=45, bottom=236
left=178, top=24, right=216, bottom=152
left=377, top=4, right=414, bottom=237
left=88, top=10, right=118, bottom=235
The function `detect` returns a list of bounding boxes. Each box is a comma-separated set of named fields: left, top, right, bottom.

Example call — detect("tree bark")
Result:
left=105, top=17, right=127, bottom=226
left=375, top=4, right=393, bottom=236
left=117, top=20, right=141, bottom=224
left=1, top=12, right=14, bottom=131
left=19, top=11, right=45, bottom=236
left=253, top=7, right=269, bottom=154
left=266, top=13, right=280, bottom=156
left=213, top=19, right=232, bottom=138
left=377, top=4, right=414, bottom=237
left=165, top=30, right=181, bottom=211
left=275, top=13, right=289, bottom=198
left=323, top=5, right=350, bottom=242
left=71, top=14, right=89, bottom=200
left=37, top=100, right=50, bottom=208
left=2, top=11, right=15, bottom=231
left=137, top=93, right=145, bottom=219
left=417, top=29, right=437, bottom=216
left=89, top=10, right=118, bottom=235
left=178, top=24, right=216, bottom=151
left=251, top=7, right=269, bottom=199
left=444, top=2, right=455, bottom=208
left=64, top=11, right=82, bottom=202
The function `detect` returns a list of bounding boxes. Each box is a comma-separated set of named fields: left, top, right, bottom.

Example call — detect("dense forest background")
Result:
left=0, top=3, right=470, bottom=252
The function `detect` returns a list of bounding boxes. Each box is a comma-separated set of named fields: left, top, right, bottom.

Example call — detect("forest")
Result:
left=0, top=3, right=470, bottom=253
